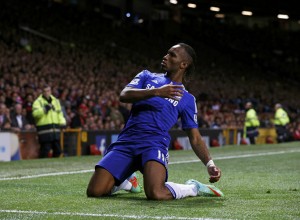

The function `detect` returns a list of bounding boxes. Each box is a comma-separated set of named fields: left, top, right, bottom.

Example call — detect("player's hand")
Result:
left=156, top=84, right=184, bottom=100
left=207, top=165, right=221, bottom=183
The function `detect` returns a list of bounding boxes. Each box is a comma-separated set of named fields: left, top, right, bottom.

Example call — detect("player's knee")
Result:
left=145, top=188, right=165, bottom=200
left=86, top=187, right=97, bottom=197
left=86, top=186, right=107, bottom=197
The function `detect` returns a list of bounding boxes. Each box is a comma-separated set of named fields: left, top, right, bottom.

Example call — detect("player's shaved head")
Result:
left=176, top=43, right=196, bottom=77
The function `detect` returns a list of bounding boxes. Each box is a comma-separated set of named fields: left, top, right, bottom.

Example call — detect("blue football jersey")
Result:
left=116, top=70, right=198, bottom=147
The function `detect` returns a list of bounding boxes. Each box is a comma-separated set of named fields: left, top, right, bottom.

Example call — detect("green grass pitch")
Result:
left=0, top=142, right=299, bottom=220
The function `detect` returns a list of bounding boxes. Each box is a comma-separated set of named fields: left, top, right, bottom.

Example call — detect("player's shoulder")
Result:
left=179, top=89, right=196, bottom=108
left=183, top=88, right=196, bottom=100
left=140, top=70, right=165, bottom=77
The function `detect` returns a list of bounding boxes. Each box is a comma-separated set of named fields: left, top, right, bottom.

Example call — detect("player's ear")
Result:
left=180, top=61, right=188, bottom=70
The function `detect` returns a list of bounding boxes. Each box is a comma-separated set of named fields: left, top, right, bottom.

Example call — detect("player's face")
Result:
left=161, top=45, right=185, bottom=73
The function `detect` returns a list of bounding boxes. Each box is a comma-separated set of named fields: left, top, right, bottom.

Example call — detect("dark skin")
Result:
left=86, top=44, right=221, bottom=200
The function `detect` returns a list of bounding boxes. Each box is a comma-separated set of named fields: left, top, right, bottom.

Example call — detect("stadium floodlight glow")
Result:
left=215, top=13, right=225, bottom=18
left=277, top=14, right=289, bottom=19
left=126, top=13, right=131, bottom=18
left=187, top=3, right=197, bottom=8
left=210, top=6, right=220, bottom=12
left=241, top=11, right=253, bottom=16
left=170, top=0, right=178, bottom=4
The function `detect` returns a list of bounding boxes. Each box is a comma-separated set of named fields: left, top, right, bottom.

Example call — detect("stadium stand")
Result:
left=0, top=0, right=299, bottom=141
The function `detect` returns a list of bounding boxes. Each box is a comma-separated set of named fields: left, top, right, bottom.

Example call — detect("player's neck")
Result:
left=166, top=72, right=183, bottom=83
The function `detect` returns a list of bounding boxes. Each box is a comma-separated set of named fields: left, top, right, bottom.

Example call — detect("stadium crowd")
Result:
left=0, top=0, right=300, bottom=142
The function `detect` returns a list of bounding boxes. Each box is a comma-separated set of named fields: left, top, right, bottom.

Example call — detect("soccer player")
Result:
left=87, top=43, right=223, bottom=200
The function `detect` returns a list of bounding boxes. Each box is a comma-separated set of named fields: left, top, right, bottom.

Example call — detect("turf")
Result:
left=0, top=142, right=299, bottom=220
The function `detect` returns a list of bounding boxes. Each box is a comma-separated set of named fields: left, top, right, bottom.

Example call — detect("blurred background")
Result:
left=0, top=0, right=299, bottom=158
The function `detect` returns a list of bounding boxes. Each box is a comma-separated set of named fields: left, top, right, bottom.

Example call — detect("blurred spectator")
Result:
left=293, top=123, right=300, bottom=141
left=70, top=107, right=86, bottom=128
left=10, top=103, right=32, bottom=131
left=210, top=116, right=222, bottom=129
left=23, top=93, right=35, bottom=125
left=109, top=103, right=124, bottom=127
left=0, top=103, right=11, bottom=130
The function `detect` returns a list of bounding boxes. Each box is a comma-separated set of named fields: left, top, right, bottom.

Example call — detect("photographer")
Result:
left=32, top=85, right=66, bottom=158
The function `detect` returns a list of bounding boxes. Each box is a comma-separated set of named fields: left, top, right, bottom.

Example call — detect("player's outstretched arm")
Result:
left=186, top=128, right=222, bottom=183
left=120, top=85, right=184, bottom=103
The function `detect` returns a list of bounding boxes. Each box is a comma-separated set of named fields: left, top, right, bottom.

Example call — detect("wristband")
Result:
left=206, top=160, right=215, bottom=167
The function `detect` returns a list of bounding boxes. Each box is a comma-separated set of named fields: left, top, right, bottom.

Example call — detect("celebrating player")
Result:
left=86, top=43, right=224, bottom=200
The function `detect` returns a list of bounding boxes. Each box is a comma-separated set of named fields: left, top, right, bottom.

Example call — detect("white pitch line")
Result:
left=0, top=169, right=94, bottom=181
left=170, top=149, right=300, bottom=164
left=0, top=149, right=299, bottom=181
left=0, top=209, right=223, bottom=220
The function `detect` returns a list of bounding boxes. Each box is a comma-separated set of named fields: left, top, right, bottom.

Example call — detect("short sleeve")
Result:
left=181, top=96, right=198, bottom=129
left=126, top=70, right=150, bottom=89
